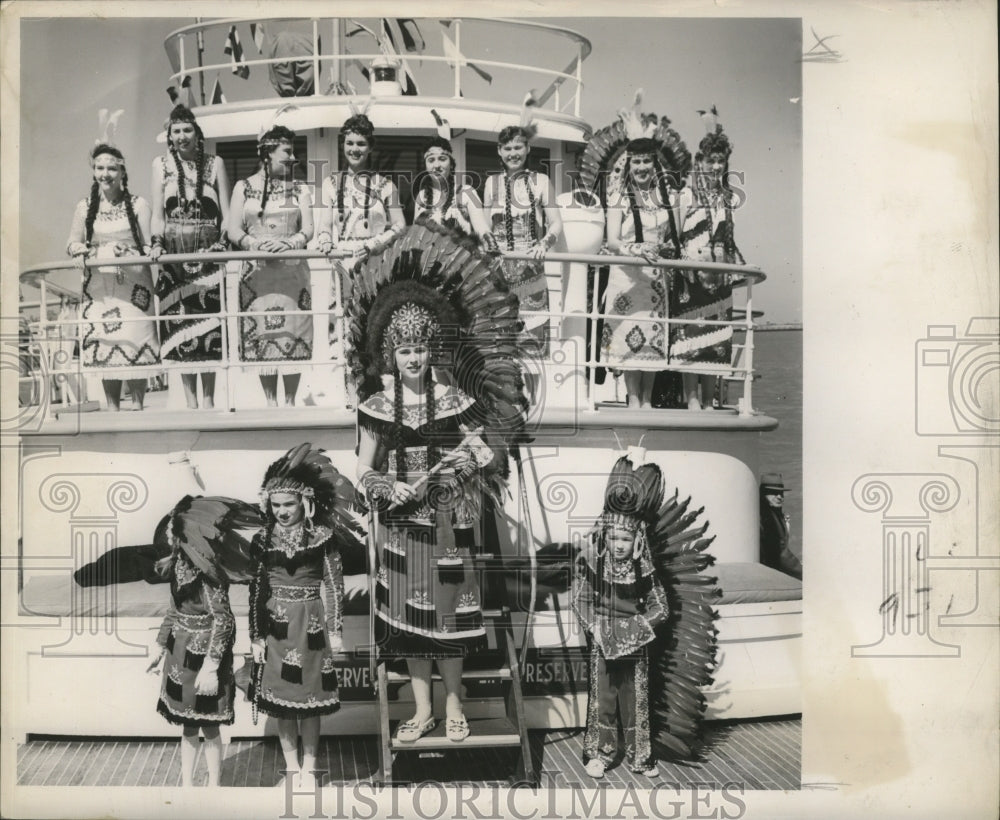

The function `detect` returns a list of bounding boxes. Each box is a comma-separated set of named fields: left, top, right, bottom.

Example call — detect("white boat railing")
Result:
left=163, top=17, right=591, bottom=118
left=16, top=248, right=765, bottom=424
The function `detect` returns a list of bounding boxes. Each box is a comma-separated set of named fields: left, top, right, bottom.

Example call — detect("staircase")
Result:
left=373, top=552, right=536, bottom=786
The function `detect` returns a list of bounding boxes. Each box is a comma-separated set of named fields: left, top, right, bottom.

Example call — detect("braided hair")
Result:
left=257, top=125, right=297, bottom=218
left=390, top=360, right=438, bottom=485
left=418, top=137, right=456, bottom=219
left=336, top=115, right=376, bottom=229
left=501, top=170, right=538, bottom=249
left=498, top=128, right=538, bottom=248
left=85, top=144, right=144, bottom=250
left=166, top=105, right=206, bottom=216
left=622, top=153, right=678, bottom=252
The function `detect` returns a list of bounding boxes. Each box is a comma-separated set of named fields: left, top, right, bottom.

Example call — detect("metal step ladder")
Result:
left=373, top=552, right=536, bottom=786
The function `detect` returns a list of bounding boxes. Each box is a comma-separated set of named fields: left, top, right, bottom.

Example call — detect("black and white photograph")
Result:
left=1, top=2, right=995, bottom=819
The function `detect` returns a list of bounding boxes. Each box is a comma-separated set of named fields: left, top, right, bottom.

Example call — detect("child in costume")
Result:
left=248, top=444, right=361, bottom=789
left=573, top=456, right=670, bottom=777
left=574, top=455, right=721, bottom=777
left=147, top=496, right=261, bottom=786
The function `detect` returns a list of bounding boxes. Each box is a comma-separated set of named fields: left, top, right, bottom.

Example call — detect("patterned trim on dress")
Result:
left=375, top=609, right=487, bottom=640
left=172, top=611, right=214, bottom=631
left=358, top=384, right=475, bottom=426
left=157, top=697, right=235, bottom=726
left=271, top=584, right=321, bottom=602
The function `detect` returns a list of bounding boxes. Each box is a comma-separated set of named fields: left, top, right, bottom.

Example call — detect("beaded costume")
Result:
left=247, top=444, right=363, bottom=719
left=154, top=150, right=225, bottom=367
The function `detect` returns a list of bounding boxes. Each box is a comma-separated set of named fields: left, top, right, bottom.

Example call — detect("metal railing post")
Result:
left=742, top=279, right=754, bottom=416
left=575, top=42, right=583, bottom=118
left=453, top=20, right=462, bottom=99
left=312, top=19, right=321, bottom=97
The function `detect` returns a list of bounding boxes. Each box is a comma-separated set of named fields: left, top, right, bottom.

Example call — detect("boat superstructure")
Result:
left=11, top=16, right=800, bottom=743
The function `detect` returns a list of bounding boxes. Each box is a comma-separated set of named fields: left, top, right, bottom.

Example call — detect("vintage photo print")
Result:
left=1, top=2, right=996, bottom=819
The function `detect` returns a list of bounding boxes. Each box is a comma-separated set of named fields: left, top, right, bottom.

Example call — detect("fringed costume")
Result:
left=154, top=122, right=226, bottom=367
left=670, top=115, right=744, bottom=370
left=154, top=496, right=261, bottom=727
left=578, top=92, right=691, bottom=375
left=348, top=221, right=529, bottom=662
left=248, top=445, right=365, bottom=719
left=573, top=456, right=721, bottom=774
left=236, top=178, right=313, bottom=372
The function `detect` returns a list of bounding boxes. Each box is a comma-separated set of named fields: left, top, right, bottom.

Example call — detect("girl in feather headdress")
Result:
left=247, top=444, right=359, bottom=790
left=349, top=222, right=528, bottom=744
left=577, top=91, right=690, bottom=409
left=573, top=457, right=671, bottom=778
left=574, top=454, right=722, bottom=776
left=146, top=496, right=260, bottom=786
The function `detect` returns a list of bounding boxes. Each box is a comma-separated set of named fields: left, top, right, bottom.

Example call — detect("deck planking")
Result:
left=17, top=718, right=800, bottom=791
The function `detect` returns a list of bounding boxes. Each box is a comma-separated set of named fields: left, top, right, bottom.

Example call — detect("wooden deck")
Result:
left=17, top=717, right=799, bottom=790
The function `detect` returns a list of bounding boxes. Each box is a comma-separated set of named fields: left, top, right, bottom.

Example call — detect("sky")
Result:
left=17, top=15, right=801, bottom=321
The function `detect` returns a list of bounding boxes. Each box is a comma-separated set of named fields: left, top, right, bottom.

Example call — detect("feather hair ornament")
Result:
left=258, top=103, right=298, bottom=143
left=516, top=90, right=539, bottom=140
left=347, top=95, right=374, bottom=119
left=430, top=108, right=451, bottom=141
left=96, top=108, right=125, bottom=147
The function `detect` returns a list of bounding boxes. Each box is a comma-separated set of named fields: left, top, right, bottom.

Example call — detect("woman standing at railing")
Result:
left=149, top=104, right=231, bottom=410
left=602, top=138, right=684, bottom=409
left=317, top=109, right=406, bottom=282
left=412, top=133, right=490, bottom=239
left=228, top=119, right=314, bottom=407
left=577, top=93, right=690, bottom=410
left=671, top=112, right=745, bottom=410
left=483, top=117, right=563, bottom=367
left=66, top=139, right=158, bottom=411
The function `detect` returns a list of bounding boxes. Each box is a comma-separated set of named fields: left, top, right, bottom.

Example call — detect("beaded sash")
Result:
left=271, top=584, right=321, bottom=602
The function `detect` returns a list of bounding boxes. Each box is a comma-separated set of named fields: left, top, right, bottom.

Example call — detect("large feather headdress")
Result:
left=347, top=219, right=531, bottom=484
left=259, top=443, right=365, bottom=548
left=584, top=455, right=722, bottom=761
left=577, top=89, right=690, bottom=205
left=162, top=495, right=264, bottom=585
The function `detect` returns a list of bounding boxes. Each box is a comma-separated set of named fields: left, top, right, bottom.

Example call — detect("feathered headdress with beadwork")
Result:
left=347, top=218, right=531, bottom=486
left=160, top=495, right=263, bottom=586
left=576, top=455, right=721, bottom=761
left=597, top=456, right=665, bottom=547
left=259, top=443, right=365, bottom=547
left=578, top=89, right=690, bottom=204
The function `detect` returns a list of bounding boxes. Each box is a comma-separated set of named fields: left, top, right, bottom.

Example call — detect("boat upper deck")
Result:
left=18, top=247, right=772, bottom=437
left=161, top=17, right=593, bottom=142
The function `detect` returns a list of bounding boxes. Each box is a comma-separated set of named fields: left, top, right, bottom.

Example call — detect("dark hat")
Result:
left=760, top=473, right=787, bottom=492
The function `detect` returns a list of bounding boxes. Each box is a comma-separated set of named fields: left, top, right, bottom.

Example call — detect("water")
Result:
left=750, top=329, right=803, bottom=562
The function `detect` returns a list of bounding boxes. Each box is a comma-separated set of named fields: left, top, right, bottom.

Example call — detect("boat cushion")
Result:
left=18, top=573, right=370, bottom=619
left=714, top=562, right=801, bottom=604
